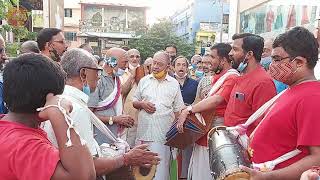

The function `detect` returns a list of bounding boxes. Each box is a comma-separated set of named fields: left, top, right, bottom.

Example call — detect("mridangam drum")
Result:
left=208, top=126, right=251, bottom=180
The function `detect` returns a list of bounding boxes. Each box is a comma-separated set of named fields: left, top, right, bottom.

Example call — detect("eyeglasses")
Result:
left=129, top=55, right=140, bottom=59
left=271, top=56, right=291, bottom=62
left=80, top=67, right=103, bottom=76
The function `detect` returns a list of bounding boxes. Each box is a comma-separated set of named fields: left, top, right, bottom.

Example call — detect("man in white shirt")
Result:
left=43, top=48, right=160, bottom=178
left=133, top=51, right=184, bottom=180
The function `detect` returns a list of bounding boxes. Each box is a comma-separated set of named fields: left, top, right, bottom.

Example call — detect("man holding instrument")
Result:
left=176, top=43, right=238, bottom=180
left=241, top=27, right=320, bottom=179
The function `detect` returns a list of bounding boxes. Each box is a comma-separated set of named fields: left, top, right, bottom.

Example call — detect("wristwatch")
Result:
left=108, top=116, right=114, bottom=125
left=186, top=106, right=193, bottom=114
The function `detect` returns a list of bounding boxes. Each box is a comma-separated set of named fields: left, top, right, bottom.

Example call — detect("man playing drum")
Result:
left=241, top=27, right=320, bottom=179
left=176, top=43, right=238, bottom=180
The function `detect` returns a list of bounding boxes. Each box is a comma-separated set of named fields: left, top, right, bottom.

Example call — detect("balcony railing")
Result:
left=79, top=19, right=135, bottom=34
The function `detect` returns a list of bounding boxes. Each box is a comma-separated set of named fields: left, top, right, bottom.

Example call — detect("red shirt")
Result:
left=0, top=120, right=60, bottom=180
left=196, top=69, right=237, bottom=146
left=224, top=66, right=276, bottom=135
left=250, top=81, right=320, bottom=170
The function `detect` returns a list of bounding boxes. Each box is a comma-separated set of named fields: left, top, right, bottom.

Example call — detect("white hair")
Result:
left=60, top=48, right=97, bottom=78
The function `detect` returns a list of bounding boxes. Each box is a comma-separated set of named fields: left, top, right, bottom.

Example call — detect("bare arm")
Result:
left=243, top=146, right=320, bottom=180
left=94, top=156, right=124, bottom=175
left=191, top=94, right=224, bottom=113
left=133, top=100, right=143, bottom=110
left=43, top=96, right=95, bottom=180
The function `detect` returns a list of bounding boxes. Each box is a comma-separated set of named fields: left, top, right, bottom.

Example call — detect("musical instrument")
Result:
left=105, top=166, right=134, bottom=180
left=165, top=109, right=215, bottom=149
left=135, top=65, right=146, bottom=84
left=208, top=126, right=251, bottom=180
left=132, top=165, right=157, bottom=180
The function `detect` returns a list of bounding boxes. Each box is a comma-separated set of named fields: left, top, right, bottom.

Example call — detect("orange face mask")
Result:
left=153, top=70, right=167, bottom=79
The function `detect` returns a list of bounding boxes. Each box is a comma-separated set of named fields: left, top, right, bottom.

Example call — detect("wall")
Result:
left=171, top=0, right=230, bottom=43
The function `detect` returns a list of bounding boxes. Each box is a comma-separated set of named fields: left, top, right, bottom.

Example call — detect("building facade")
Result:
left=229, top=0, right=320, bottom=41
left=228, top=0, right=320, bottom=79
left=171, top=0, right=230, bottom=54
left=78, top=1, right=147, bottom=55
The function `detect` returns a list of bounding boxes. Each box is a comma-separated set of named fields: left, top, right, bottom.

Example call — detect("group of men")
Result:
left=0, top=25, right=319, bottom=180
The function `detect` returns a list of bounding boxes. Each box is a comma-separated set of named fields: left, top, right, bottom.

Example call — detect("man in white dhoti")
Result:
left=133, top=51, right=184, bottom=180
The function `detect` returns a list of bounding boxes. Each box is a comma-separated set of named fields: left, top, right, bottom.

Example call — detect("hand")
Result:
left=114, top=115, right=135, bottom=128
left=125, top=144, right=160, bottom=166
left=141, top=101, right=156, bottom=114
left=129, top=66, right=137, bottom=78
left=38, top=93, right=73, bottom=121
left=301, top=169, right=320, bottom=180
left=240, top=165, right=269, bottom=180
left=176, top=109, right=189, bottom=133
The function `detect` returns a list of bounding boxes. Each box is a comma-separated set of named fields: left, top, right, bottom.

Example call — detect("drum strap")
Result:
left=226, top=89, right=287, bottom=148
left=226, top=89, right=303, bottom=171
left=207, top=69, right=240, bottom=97
left=252, top=149, right=301, bottom=171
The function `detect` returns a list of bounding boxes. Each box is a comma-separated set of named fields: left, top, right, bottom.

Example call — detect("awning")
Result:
left=77, top=32, right=140, bottom=39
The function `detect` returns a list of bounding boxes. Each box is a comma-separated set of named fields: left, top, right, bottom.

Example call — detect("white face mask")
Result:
left=114, top=68, right=126, bottom=76
left=174, top=72, right=188, bottom=79
left=129, top=63, right=140, bottom=70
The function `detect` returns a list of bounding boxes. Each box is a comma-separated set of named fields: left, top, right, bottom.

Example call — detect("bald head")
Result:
left=126, top=49, right=141, bottom=67
left=191, top=55, right=202, bottom=65
left=262, top=38, right=274, bottom=58
left=153, top=51, right=170, bottom=65
left=105, top=47, right=128, bottom=70
left=20, top=41, right=40, bottom=54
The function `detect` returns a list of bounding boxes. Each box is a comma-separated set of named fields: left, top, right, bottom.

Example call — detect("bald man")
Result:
left=88, top=47, right=135, bottom=144
left=20, top=41, right=40, bottom=54
left=133, top=51, right=184, bottom=180
left=261, top=38, right=274, bottom=70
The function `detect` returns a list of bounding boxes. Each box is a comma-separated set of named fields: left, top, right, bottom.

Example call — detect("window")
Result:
left=223, top=14, right=229, bottom=24
left=64, top=9, right=72, bottom=17
left=64, top=32, right=77, bottom=41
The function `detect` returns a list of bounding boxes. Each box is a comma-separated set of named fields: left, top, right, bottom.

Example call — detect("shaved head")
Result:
left=20, top=41, right=40, bottom=54
left=153, top=51, right=170, bottom=65
left=105, top=47, right=128, bottom=70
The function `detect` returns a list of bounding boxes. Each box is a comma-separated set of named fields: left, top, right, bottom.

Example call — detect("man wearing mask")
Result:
left=241, top=26, right=320, bottom=180
left=173, top=56, right=198, bottom=179
left=190, top=55, right=202, bottom=79
left=225, top=33, right=276, bottom=135
left=88, top=47, right=134, bottom=144
left=177, top=43, right=238, bottom=180
left=195, top=54, right=215, bottom=102
left=121, top=48, right=141, bottom=147
left=260, top=38, right=273, bottom=70
left=37, top=28, right=68, bottom=62
left=165, top=44, right=178, bottom=76
left=261, top=38, right=288, bottom=94
left=43, top=48, right=160, bottom=179
left=133, top=51, right=184, bottom=180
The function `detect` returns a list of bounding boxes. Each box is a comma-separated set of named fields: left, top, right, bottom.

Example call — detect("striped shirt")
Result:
left=133, top=74, right=184, bottom=143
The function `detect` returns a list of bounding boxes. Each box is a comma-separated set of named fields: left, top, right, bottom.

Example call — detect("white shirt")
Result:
left=133, top=74, right=184, bottom=143
left=42, top=85, right=100, bottom=156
